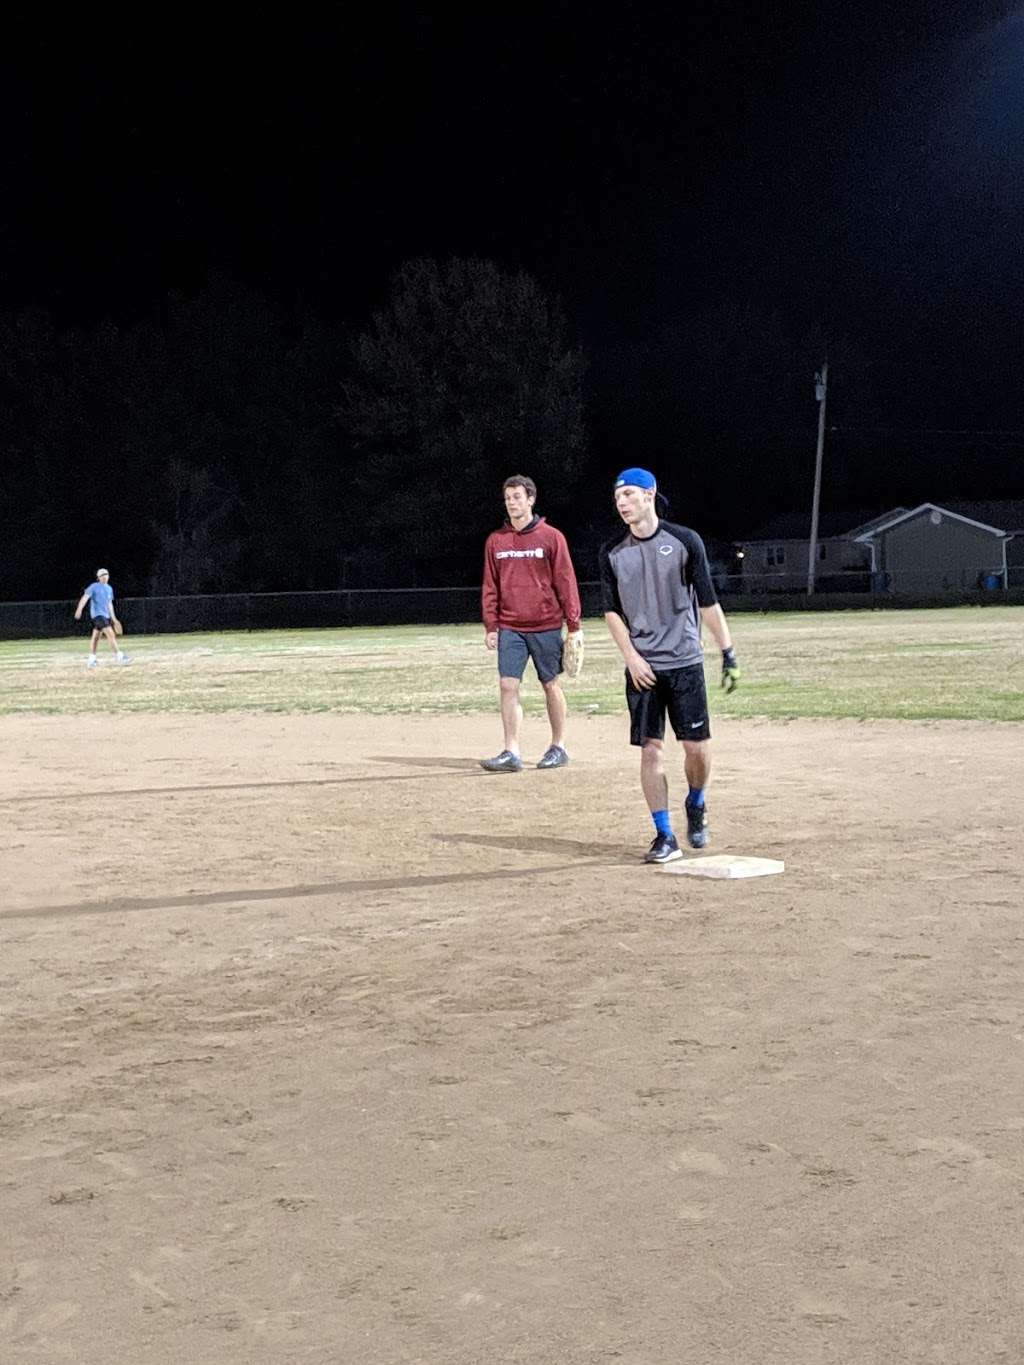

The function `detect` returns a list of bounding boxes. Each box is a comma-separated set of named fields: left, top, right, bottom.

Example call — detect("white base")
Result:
left=659, top=854, right=785, bottom=879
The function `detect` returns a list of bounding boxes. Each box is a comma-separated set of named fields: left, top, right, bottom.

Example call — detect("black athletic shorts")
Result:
left=90, top=616, right=113, bottom=631
left=626, top=662, right=711, bottom=745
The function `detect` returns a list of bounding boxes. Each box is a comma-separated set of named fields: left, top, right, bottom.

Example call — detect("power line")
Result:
left=827, top=426, right=1024, bottom=438
left=729, top=426, right=1024, bottom=441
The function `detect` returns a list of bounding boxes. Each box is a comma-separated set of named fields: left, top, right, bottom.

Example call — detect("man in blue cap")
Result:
left=599, top=468, right=740, bottom=861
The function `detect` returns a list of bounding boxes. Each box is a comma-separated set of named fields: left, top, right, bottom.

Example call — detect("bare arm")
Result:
left=699, top=603, right=732, bottom=653
left=73, top=592, right=90, bottom=620
left=604, top=611, right=656, bottom=689
left=701, top=603, right=740, bottom=691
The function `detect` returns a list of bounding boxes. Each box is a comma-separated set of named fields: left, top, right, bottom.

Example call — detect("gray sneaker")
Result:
left=536, top=745, right=569, bottom=769
left=644, top=833, right=683, bottom=864
left=480, top=750, right=523, bottom=773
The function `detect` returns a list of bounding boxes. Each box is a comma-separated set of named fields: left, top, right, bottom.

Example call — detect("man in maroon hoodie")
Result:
left=480, top=474, right=583, bottom=772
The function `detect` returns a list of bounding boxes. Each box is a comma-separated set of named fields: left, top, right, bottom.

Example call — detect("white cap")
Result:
left=96, top=568, right=109, bottom=577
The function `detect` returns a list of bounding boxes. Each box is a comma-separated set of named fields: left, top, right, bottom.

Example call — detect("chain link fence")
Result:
left=2, top=575, right=1021, bottom=641
left=0, top=583, right=606, bottom=641
left=730, top=567, right=1024, bottom=596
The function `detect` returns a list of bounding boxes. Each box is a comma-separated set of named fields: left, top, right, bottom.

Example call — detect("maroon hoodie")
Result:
left=482, top=516, right=582, bottom=634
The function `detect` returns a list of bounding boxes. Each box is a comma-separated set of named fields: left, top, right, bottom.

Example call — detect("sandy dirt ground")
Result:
left=2, top=711, right=1023, bottom=1364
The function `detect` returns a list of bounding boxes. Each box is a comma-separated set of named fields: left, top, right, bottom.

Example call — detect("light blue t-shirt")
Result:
left=83, top=581, right=115, bottom=619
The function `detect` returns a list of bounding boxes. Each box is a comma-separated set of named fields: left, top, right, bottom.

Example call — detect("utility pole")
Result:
left=807, top=360, right=828, bottom=596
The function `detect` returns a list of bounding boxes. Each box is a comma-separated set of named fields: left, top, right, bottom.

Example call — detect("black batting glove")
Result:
left=721, top=647, right=741, bottom=693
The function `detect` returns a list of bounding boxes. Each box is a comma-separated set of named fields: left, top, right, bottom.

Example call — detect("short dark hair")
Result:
left=503, top=474, right=537, bottom=499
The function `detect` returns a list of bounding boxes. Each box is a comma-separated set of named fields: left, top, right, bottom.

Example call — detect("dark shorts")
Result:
left=90, top=616, right=113, bottom=631
left=626, top=663, right=711, bottom=745
left=497, top=628, right=564, bottom=684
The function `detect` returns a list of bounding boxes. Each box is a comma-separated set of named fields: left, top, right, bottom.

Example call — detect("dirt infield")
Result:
left=2, top=712, right=1023, bottom=1363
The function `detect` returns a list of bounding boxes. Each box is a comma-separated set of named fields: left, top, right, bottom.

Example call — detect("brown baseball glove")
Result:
left=563, top=630, right=584, bottom=679
left=113, top=620, right=124, bottom=637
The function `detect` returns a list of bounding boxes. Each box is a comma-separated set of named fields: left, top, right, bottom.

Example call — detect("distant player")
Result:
left=74, top=568, right=131, bottom=667
left=600, top=468, right=740, bottom=862
left=480, top=474, right=583, bottom=772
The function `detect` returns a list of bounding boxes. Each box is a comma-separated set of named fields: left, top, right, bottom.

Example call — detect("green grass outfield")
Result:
left=1, top=605, right=1022, bottom=721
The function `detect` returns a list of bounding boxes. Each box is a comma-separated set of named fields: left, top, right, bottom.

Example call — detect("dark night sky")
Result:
left=2, top=2, right=1022, bottom=538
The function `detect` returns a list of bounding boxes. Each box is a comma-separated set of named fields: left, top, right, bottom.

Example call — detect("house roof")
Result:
left=740, top=508, right=900, bottom=543
left=939, top=500, right=1024, bottom=533
left=854, top=500, right=1024, bottom=541
left=845, top=508, right=909, bottom=538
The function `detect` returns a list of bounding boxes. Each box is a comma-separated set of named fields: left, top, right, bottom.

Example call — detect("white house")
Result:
left=735, top=509, right=902, bottom=592
left=854, top=501, right=1024, bottom=593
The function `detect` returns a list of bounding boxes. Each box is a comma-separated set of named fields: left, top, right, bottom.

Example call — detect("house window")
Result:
left=766, top=546, right=786, bottom=568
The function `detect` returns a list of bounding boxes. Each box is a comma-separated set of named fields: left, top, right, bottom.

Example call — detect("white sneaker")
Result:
left=87, top=657, right=98, bottom=668
left=118, top=653, right=132, bottom=665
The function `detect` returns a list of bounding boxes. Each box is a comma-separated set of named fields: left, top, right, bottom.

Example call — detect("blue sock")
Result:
left=687, top=786, right=705, bottom=808
left=652, top=809, right=672, bottom=837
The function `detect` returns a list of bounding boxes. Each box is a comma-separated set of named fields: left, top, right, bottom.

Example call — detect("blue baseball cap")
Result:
left=614, top=467, right=656, bottom=491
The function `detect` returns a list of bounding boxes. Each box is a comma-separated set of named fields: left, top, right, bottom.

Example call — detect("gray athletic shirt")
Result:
left=599, top=520, right=718, bottom=670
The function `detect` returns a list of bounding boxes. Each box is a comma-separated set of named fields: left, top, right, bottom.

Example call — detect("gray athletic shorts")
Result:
left=497, top=628, right=564, bottom=683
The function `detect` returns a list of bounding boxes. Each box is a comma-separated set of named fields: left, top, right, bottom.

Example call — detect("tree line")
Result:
left=5, top=255, right=1016, bottom=603
left=0, top=260, right=586, bottom=601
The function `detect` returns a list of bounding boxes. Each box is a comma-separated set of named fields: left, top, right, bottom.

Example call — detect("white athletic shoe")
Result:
left=117, top=653, right=132, bottom=665
left=87, top=657, right=98, bottom=668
